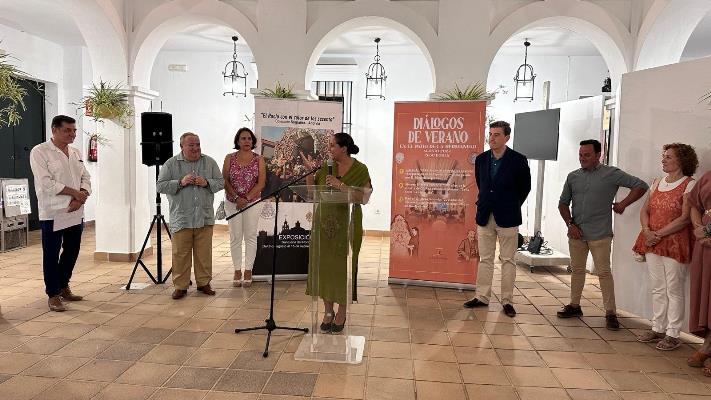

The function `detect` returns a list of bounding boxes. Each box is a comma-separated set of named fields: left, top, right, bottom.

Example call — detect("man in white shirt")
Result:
left=29, top=115, right=91, bottom=312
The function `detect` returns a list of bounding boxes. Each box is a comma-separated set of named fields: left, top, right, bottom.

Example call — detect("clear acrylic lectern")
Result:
left=291, top=184, right=371, bottom=364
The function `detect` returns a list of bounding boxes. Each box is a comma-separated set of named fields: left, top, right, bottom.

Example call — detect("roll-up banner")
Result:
left=252, top=97, right=343, bottom=278
left=389, top=101, right=486, bottom=287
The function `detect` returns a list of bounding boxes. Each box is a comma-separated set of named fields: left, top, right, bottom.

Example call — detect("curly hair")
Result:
left=663, top=143, right=699, bottom=177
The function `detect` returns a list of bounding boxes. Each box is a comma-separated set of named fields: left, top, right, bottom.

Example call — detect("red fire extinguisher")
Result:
left=88, top=134, right=98, bottom=162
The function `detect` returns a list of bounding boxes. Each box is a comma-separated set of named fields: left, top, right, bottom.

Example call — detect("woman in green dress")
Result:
left=304, top=132, right=371, bottom=333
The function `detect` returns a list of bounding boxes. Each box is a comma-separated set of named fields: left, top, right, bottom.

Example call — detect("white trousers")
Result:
left=646, top=253, right=688, bottom=338
left=225, top=200, right=260, bottom=271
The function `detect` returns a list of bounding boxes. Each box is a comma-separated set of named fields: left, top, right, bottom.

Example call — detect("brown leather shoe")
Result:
left=172, top=289, right=188, bottom=300
left=48, top=296, right=66, bottom=312
left=60, top=287, right=83, bottom=301
left=196, top=284, right=215, bottom=296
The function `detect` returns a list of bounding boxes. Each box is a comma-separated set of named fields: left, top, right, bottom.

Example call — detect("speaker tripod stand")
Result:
left=126, top=165, right=172, bottom=289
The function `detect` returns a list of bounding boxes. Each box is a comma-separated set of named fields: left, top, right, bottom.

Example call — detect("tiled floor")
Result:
left=0, top=226, right=709, bottom=400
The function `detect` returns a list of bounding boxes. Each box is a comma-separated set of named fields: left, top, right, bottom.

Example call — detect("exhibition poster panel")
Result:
left=252, top=98, right=343, bottom=276
left=389, top=101, right=485, bottom=284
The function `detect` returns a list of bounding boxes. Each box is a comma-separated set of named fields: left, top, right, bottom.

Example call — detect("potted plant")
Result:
left=83, top=80, right=134, bottom=128
left=0, top=49, right=29, bottom=127
left=258, top=81, right=296, bottom=98
left=434, top=82, right=497, bottom=101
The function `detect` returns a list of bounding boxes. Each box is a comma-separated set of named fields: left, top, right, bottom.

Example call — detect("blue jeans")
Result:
left=40, top=220, right=84, bottom=297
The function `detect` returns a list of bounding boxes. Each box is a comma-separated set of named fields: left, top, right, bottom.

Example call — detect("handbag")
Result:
left=527, top=231, right=544, bottom=254
left=215, top=200, right=226, bottom=220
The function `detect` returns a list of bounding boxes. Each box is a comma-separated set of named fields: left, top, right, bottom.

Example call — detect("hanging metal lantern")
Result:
left=513, top=39, right=536, bottom=102
left=365, top=38, right=387, bottom=99
left=601, top=76, right=612, bottom=93
left=222, top=36, right=248, bottom=97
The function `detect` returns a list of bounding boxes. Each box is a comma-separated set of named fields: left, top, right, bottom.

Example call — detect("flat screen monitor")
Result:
left=513, top=108, right=561, bottom=161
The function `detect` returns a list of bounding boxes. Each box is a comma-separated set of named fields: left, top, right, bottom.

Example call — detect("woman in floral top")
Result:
left=222, top=128, right=266, bottom=287
left=633, top=143, right=698, bottom=350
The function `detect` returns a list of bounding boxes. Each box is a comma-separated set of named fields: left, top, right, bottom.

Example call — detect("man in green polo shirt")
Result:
left=557, top=139, right=648, bottom=330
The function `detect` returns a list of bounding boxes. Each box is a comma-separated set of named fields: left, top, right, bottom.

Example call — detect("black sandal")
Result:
left=331, top=314, right=346, bottom=333
left=320, top=312, right=334, bottom=332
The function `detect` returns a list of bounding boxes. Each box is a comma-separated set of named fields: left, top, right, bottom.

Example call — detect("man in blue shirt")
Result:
left=464, top=121, right=531, bottom=317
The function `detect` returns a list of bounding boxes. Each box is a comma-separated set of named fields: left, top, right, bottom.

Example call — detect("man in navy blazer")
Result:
left=464, top=121, right=531, bottom=317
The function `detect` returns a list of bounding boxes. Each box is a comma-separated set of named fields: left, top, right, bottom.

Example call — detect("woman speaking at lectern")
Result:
left=304, top=132, right=371, bottom=334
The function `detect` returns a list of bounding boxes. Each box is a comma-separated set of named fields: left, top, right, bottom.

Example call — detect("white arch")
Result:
left=635, top=0, right=711, bottom=70
left=488, top=1, right=632, bottom=89
left=304, top=5, right=438, bottom=90
left=63, top=0, right=127, bottom=81
left=131, top=0, right=260, bottom=88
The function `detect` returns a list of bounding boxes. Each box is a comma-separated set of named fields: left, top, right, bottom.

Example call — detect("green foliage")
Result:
left=258, top=82, right=296, bottom=98
left=0, top=50, right=29, bottom=126
left=85, top=132, right=111, bottom=147
left=435, top=82, right=495, bottom=101
left=83, top=80, right=134, bottom=128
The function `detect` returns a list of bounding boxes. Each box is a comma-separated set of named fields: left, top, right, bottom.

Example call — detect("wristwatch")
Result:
left=704, top=223, right=711, bottom=238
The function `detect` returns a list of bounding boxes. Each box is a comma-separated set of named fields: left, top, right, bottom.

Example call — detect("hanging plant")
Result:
left=0, top=48, right=29, bottom=126
left=434, top=82, right=496, bottom=101
left=258, top=82, right=296, bottom=98
left=83, top=80, right=134, bottom=128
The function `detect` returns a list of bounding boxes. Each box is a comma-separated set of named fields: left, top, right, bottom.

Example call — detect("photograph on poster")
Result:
left=260, top=126, right=332, bottom=201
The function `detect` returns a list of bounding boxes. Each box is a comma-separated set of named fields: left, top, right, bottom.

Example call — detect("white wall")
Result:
left=612, top=56, right=711, bottom=325
left=150, top=49, right=258, bottom=223
left=487, top=54, right=609, bottom=235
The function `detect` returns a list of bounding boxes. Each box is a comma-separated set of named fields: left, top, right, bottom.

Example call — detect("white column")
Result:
left=256, top=0, right=308, bottom=92
left=434, top=0, right=492, bottom=93
left=94, top=87, right=158, bottom=261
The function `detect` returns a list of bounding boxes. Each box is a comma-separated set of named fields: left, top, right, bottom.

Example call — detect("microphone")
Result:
left=327, top=159, right=334, bottom=176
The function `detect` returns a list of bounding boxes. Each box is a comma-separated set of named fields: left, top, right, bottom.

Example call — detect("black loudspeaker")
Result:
left=141, top=112, right=173, bottom=166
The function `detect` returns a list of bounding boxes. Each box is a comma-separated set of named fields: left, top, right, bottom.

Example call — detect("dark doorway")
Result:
left=0, top=79, right=46, bottom=230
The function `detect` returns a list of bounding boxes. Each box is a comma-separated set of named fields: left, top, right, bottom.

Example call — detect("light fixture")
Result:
left=365, top=38, right=387, bottom=99
left=601, top=76, right=611, bottom=93
left=513, top=39, right=535, bottom=102
left=223, top=35, right=248, bottom=97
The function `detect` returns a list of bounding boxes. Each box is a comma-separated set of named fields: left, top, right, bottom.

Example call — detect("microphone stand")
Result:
left=227, top=165, right=320, bottom=358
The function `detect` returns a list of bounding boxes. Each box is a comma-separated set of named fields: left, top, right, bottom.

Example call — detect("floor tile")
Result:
left=413, top=360, right=461, bottom=382
left=414, top=381, right=466, bottom=400
left=92, top=384, right=156, bottom=400
left=551, top=368, right=611, bottom=389
left=214, top=369, right=271, bottom=393
left=459, top=364, right=510, bottom=385
left=465, top=384, right=518, bottom=400
left=365, top=377, right=415, bottom=400
left=33, top=379, right=106, bottom=400
left=367, top=357, right=414, bottom=379
left=262, top=372, right=317, bottom=396
left=597, top=370, right=662, bottom=392
left=20, top=355, right=89, bottom=378
left=116, top=362, right=180, bottom=386
left=164, top=366, right=225, bottom=390
left=68, top=359, right=133, bottom=382
left=505, top=366, right=561, bottom=387
left=0, top=375, right=57, bottom=400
